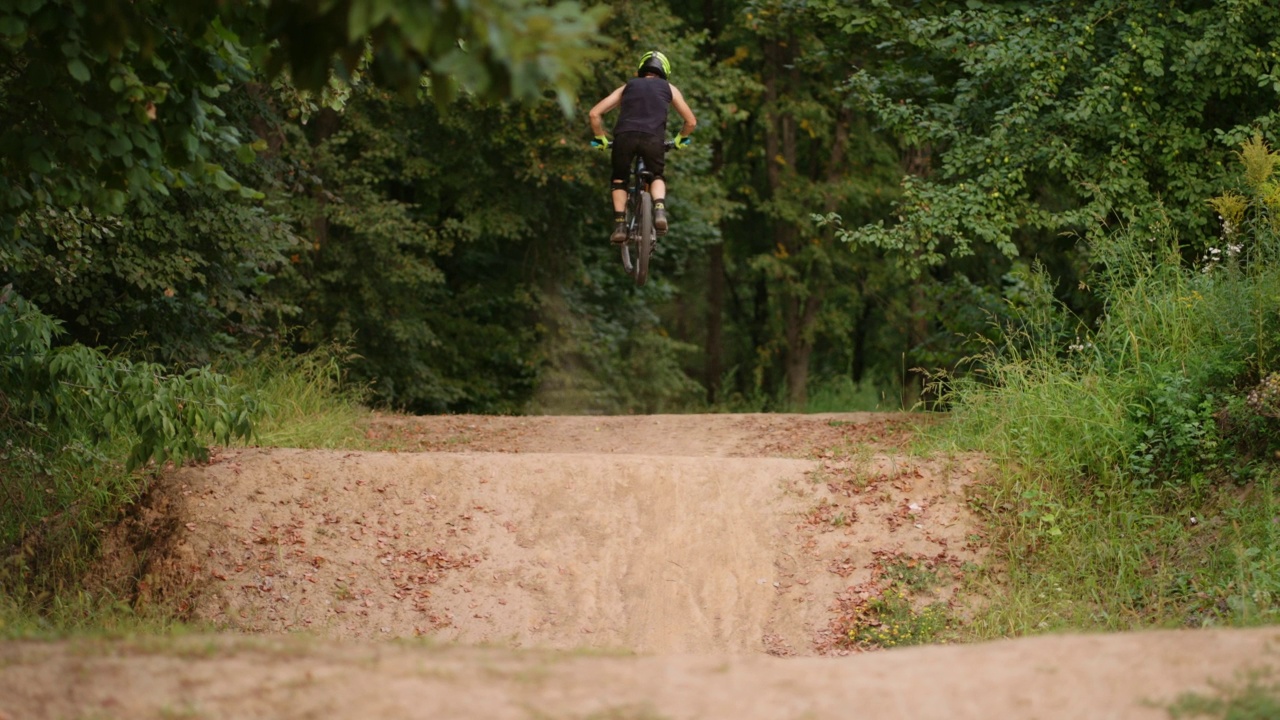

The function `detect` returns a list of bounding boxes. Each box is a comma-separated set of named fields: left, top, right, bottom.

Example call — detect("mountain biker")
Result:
left=589, top=50, right=697, bottom=245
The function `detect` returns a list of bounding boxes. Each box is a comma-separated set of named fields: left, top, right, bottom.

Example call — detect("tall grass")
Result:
left=939, top=139, right=1280, bottom=635
left=224, top=345, right=373, bottom=449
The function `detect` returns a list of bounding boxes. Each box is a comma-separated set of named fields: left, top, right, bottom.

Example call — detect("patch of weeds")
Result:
left=844, top=585, right=951, bottom=650
left=882, top=555, right=946, bottom=593
left=815, top=462, right=876, bottom=498
left=823, top=550, right=960, bottom=652
left=802, top=498, right=855, bottom=530
left=1166, top=668, right=1280, bottom=719
left=807, top=466, right=829, bottom=485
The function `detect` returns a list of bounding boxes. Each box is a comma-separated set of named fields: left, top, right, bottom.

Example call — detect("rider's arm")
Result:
left=589, top=86, right=626, bottom=137
left=670, top=85, right=697, bottom=137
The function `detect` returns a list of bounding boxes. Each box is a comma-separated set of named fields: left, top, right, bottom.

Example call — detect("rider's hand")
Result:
left=673, top=133, right=692, bottom=150
left=592, top=135, right=611, bottom=150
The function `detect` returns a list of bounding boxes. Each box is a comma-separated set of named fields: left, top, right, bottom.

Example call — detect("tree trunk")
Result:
left=900, top=144, right=935, bottom=408
left=903, top=283, right=928, bottom=409
left=783, top=288, right=823, bottom=409
left=706, top=241, right=725, bottom=404
left=851, top=293, right=873, bottom=384
left=307, top=108, right=343, bottom=254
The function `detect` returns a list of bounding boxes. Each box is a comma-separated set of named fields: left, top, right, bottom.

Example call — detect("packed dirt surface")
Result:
left=2, top=413, right=1278, bottom=720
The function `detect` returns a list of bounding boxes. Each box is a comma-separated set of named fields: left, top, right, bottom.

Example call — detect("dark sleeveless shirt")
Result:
left=612, top=77, right=672, bottom=137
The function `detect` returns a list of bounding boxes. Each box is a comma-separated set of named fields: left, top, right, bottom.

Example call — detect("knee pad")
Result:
left=610, top=179, right=626, bottom=191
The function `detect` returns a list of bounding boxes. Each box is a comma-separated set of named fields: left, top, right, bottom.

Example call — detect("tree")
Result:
left=673, top=0, right=901, bottom=408
left=832, top=0, right=1280, bottom=269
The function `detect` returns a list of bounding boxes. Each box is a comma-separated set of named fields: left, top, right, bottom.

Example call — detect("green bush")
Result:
left=1, top=286, right=256, bottom=600
left=937, top=137, right=1280, bottom=632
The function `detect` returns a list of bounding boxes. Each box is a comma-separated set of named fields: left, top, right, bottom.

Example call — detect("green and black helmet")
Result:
left=636, top=50, right=671, bottom=79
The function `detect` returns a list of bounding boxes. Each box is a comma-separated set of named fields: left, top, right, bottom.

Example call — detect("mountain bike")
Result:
left=595, top=139, right=677, bottom=287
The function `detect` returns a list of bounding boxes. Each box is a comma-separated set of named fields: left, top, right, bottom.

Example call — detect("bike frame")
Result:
left=624, top=154, right=653, bottom=243
left=618, top=139, right=676, bottom=286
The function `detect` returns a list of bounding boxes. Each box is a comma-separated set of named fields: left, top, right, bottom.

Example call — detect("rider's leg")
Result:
left=650, top=178, right=669, bottom=235
left=609, top=139, right=633, bottom=244
left=610, top=180, right=628, bottom=245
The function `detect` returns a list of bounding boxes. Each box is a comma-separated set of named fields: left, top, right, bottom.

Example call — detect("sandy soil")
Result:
left=1, top=413, right=1277, bottom=720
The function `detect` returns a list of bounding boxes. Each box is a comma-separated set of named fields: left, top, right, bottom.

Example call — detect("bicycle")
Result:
left=594, top=139, right=677, bottom=286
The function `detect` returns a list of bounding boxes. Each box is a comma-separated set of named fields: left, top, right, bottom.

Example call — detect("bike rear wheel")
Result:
left=633, top=192, right=654, bottom=286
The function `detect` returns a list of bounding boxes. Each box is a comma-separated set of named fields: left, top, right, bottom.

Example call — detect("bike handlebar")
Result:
left=590, top=138, right=686, bottom=150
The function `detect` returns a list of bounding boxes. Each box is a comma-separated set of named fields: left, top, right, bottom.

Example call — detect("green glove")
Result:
left=673, top=133, right=692, bottom=149
left=592, top=135, right=610, bottom=150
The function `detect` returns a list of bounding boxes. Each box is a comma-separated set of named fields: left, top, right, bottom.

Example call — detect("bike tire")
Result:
left=634, top=192, right=654, bottom=286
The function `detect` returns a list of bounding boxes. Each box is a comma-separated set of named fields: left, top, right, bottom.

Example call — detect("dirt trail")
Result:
left=1, top=413, right=1277, bottom=720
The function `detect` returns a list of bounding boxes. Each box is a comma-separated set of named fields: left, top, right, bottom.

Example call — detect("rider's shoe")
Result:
left=610, top=222, right=628, bottom=245
left=654, top=207, right=669, bottom=236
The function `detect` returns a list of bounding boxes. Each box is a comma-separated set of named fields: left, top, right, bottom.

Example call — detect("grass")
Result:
left=1167, top=669, right=1280, bottom=719
left=0, top=590, right=196, bottom=640
left=928, top=154, right=1280, bottom=637
left=224, top=345, right=374, bottom=449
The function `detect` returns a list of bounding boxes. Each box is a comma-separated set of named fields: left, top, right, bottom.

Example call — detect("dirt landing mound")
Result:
left=140, top=413, right=983, bottom=655
left=159, top=450, right=819, bottom=653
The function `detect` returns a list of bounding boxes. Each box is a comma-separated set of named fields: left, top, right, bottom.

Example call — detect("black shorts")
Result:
left=611, top=131, right=666, bottom=184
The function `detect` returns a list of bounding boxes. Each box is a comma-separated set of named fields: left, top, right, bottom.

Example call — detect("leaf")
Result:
left=67, top=58, right=90, bottom=83
left=235, top=142, right=256, bottom=164
left=106, top=133, right=132, bottom=157
left=0, top=14, right=26, bottom=37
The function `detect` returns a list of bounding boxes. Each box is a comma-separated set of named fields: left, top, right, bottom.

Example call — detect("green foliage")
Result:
left=533, top=284, right=704, bottom=414
left=272, top=85, right=579, bottom=411
left=0, top=0, right=607, bottom=222
left=937, top=138, right=1280, bottom=632
left=268, top=5, right=736, bottom=413
left=1168, top=670, right=1280, bottom=720
left=844, top=586, right=951, bottom=650
left=260, top=0, right=609, bottom=109
left=1, top=285, right=256, bottom=600
left=804, top=375, right=901, bottom=413
left=1, top=286, right=256, bottom=471
left=9, top=186, right=300, bottom=364
left=0, top=0, right=259, bottom=219
left=673, top=0, right=906, bottom=408
left=830, top=0, right=1280, bottom=271
left=225, top=345, right=372, bottom=449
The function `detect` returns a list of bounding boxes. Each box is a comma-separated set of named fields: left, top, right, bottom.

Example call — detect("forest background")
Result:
left=5, top=0, right=1279, bottom=416
left=4, top=0, right=1280, bottom=635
